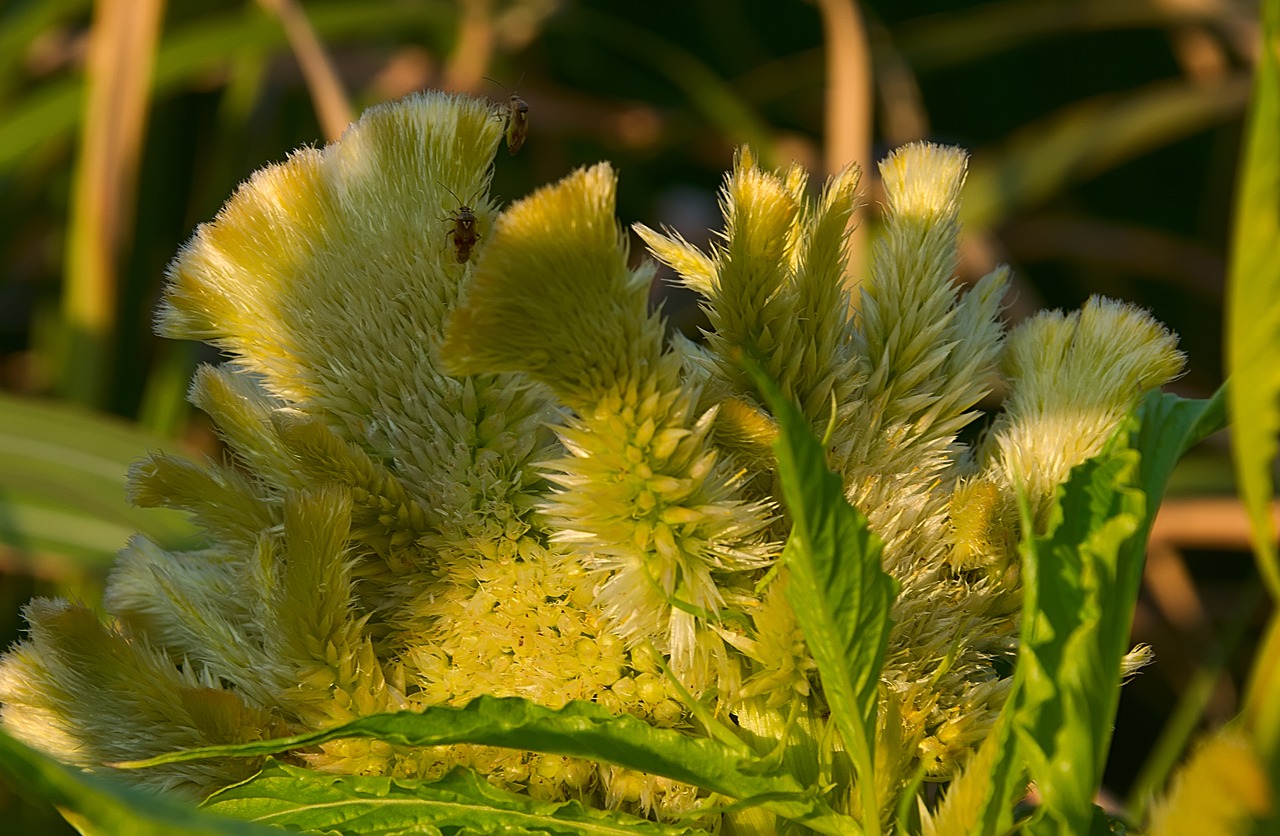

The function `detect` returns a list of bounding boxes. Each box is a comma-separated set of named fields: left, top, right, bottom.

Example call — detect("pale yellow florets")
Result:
left=981, top=295, right=1184, bottom=529
left=0, top=93, right=1190, bottom=830
left=0, top=93, right=704, bottom=816
left=444, top=164, right=777, bottom=690
left=730, top=572, right=817, bottom=708
left=0, top=598, right=284, bottom=794
left=879, top=142, right=968, bottom=221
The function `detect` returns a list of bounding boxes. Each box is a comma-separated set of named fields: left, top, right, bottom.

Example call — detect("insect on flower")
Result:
left=484, top=78, right=529, bottom=155
left=441, top=185, right=480, bottom=263
left=503, top=93, right=529, bottom=155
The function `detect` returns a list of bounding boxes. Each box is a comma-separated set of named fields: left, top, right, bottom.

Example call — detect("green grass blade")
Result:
left=1246, top=616, right=1280, bottom=835
left=963, top=76, right=1250, bottom=232
left=205, top=760, right=700, bottom=835
left=896, top=0, right=1232, bottom=74
left=116, top=696, right=858, bottom=835
left=1127, top=582, right=1267, bottom=823
left=0, top=0, right=90, bottom=102
left=136, top=341, right=198, bottom=439
left=0, top=728, right=279, bottom=836
left=1226, top=1, right=1280, bottom=813
left=0, top=392, right=198, bottom=569
left=0, top=2, right=453, bottom=173
left=553, top=9, right=775, bottom=161
left=1226, top=0, right=1280, bottom=601
left=59, top=0, right=164, bottom=407
left=747, top=361, right=897, bottom=834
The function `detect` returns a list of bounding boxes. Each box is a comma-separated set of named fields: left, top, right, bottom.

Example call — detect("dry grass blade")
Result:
left=255, top=0, right=353, bottom=141
left=62, top=0, right=165, bottom=407
left=444, top=0, right=494, bottom=93
left=815, top=0, right=871, bottom=300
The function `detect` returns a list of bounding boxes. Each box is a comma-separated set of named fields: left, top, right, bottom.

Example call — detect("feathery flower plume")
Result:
left=444, top=163, right=777, bottom=689
left=0, top=92, right=1187, bottom=828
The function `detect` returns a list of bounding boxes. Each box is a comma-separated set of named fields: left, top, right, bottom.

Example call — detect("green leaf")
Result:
left=0, top=728, right=278, bottom=836
left=0, top=392, right=199, bottom=569
left=1016, top=429, right=1146, bottom=835
left=1013, top=385, right=1226, bottom=832
left=1227, top=0, right=1280, bottom=815
left=205, top=760, right=699, bottom=835
left=1130, top=387, right=1227, bottom=504
left=117, top=696, right=858, bottom=835
left=1226, top=0, right=1280, bottom=600
left=1247, top=615, right=1280, bottom=836
left=746, top=360, right=897, bottom=834
left=959, top=391, right=1224, bottom=834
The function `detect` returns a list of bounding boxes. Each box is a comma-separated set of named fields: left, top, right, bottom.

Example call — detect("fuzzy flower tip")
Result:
left=880, top=142, right=967, bottom=221
left=444, top=163, right=653, bottom=407
left=983, top=295, right=1185, bottom=522
left=0, top=91, right=1191, bottom=831
left=446, top=163, right=776, bottom=688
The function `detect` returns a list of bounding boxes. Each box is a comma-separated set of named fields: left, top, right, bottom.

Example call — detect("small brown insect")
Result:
left=504, top=93, right=529, bottom=155
left=441, top=185, right=480, bottom=263
left=485, top=78, right=529, bottom=155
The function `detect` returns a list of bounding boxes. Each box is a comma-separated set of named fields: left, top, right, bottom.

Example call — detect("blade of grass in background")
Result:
left=254, top=0, right=352, bottom=141
left=895, top=0, right=1247, bottom=74
left=0, top=392, right=198, bottom=571
left=1227, top=0, right=1280, bottom=602
left=555, top=9, right=776, bottom=163
left=1230, top=1, right=1280, bottom=819
left=0, top=2, right=454, bottom=174
left=135, top=342, right=198, bottom=440
left=59, top=0, right=165, bottom=408
left=815, top=0, right=871, bottom=292
left=443, top=0, right=494, bottom=93
left=963, top=75, right=1251, bottom=232
left=0, top=0, right=91, bottom=104
left=1127, top=582, right=1268, bottom=822
left=134, top=5, right=275, bottom=438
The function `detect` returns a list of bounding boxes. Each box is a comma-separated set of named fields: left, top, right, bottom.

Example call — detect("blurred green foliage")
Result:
left=0, top=0, right=1263, bottom=829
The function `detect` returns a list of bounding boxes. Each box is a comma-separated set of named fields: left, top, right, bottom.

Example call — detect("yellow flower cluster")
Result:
left=0, top=92, right=1184, bottom=827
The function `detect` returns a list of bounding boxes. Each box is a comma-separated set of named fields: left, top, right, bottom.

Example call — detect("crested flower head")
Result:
left=445, top=165, right=777, bottom=688
left=0, top=92, right=698, bottom=815
left=0, top=91, right=1188, bottom=829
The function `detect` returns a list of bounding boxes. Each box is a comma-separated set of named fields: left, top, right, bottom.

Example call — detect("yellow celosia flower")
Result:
left=0, top=92, right=696, bottom=817
left=443, top=163, right=777, bottom=690
left=629, top=140, right=1182, bottom=786
left=0, top=91, right=1188, bottom=829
